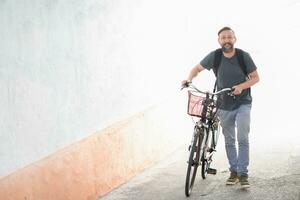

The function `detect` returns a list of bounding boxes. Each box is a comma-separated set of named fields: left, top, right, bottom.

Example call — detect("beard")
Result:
left=221, top=43, right=234, bottom=53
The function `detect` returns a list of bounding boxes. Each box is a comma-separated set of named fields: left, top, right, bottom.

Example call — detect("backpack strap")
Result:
left=235, top=48, right=249, bottom=78
left=212, top=48, right=223, bottom=77
left=212, top=48, right=222, bottom=92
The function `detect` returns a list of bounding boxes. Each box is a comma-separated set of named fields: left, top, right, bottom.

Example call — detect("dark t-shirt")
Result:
left=200, top=49, right=257, bottom=110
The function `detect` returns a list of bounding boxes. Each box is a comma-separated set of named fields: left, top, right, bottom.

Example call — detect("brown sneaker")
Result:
left=226, top=172, right=239, bottom=185
left=239, top=175, right=250, bottom=188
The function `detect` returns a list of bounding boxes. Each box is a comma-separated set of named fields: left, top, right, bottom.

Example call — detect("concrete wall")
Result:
left=0, top=0, right=192, bottom=178
left=0, top=0, right=195, bottom=199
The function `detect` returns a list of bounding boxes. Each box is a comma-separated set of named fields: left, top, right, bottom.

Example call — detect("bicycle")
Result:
left=182, top=82, right=233, bottom=197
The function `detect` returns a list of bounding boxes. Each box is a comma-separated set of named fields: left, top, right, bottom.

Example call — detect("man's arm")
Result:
left=181, top=64, right=206, bottom=86
left=232, top=70, right=260, bottom=95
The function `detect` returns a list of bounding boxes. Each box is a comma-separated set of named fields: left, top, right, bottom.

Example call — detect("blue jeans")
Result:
left=218, top=104, right=251, bottom=176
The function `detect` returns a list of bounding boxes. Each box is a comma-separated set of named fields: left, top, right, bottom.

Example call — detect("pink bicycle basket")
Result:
left=187, top=91, right=206, bottom=117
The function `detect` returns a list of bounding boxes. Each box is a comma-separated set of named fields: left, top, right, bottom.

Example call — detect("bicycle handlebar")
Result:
left=181, top=81, right=233, bottom=96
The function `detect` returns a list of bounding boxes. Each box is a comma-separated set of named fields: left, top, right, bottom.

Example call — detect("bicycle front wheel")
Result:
left=185, top=126, right=204, bottom=197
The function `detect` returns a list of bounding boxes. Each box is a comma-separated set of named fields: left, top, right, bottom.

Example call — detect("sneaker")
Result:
left=226, top=171, right=239, bottom=185
left=239, top=175, right=250, bottom=188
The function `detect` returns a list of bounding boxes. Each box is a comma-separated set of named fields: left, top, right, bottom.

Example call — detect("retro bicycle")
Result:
left=182, top=81, right=233, bottom=197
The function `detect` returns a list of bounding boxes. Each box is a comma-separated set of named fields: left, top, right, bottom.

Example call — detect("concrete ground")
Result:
left=99, top=129, right=300, bottom=200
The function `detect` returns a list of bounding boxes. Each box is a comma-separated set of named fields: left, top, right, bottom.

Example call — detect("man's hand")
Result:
left=181, top=80, right=191, bottom=88
left=232, top=85, right=243, bottom=95
left=231, top=70, right=260, bottom=95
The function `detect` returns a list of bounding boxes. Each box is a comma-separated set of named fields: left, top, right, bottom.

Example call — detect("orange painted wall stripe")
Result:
left=0, top=107, right=185, bottom=200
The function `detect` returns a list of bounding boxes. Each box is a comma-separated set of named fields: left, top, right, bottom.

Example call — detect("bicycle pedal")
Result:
left=186, top=160, right=199, bottom=166
left=208, top=148, right=216, bottom=153
left=207, top=168, right=217, bottom=175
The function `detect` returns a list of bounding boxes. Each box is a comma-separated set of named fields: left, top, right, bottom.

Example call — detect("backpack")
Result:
left=212, top=48, right=249, bottom=92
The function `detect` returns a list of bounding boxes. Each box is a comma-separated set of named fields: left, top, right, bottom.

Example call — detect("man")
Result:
left=182, top=27, right=259, bottom=188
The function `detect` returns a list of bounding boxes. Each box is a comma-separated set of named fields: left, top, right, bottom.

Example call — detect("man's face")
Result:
left=218, top=30, right=236, bottom=53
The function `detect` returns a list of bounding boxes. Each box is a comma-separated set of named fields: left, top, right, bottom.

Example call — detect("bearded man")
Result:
left=181, top=27, right=260, bottom=188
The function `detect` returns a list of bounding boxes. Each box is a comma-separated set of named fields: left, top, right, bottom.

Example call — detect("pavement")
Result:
left=98, top=128, right=300, bottom=200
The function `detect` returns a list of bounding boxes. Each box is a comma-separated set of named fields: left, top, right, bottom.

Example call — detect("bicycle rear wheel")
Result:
left=185, top=126, right=204, bottom=197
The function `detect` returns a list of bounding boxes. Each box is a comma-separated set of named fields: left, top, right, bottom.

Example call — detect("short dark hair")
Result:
left=218, top=27, right=234, bottom=36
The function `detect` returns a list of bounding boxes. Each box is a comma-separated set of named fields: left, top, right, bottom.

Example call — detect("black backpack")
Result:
left=212, top=48, right=249, bottom=92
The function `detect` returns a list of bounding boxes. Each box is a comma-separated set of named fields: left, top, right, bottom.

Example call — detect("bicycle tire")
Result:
left=185, top=126, right=204, bottom=197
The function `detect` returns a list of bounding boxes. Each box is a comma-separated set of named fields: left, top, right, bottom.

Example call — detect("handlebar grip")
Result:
left=185, top=81, right=192, bottom=87
left=181, top=81, right=192, bottom=90
left=228, top=88, right=236, bottom=98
